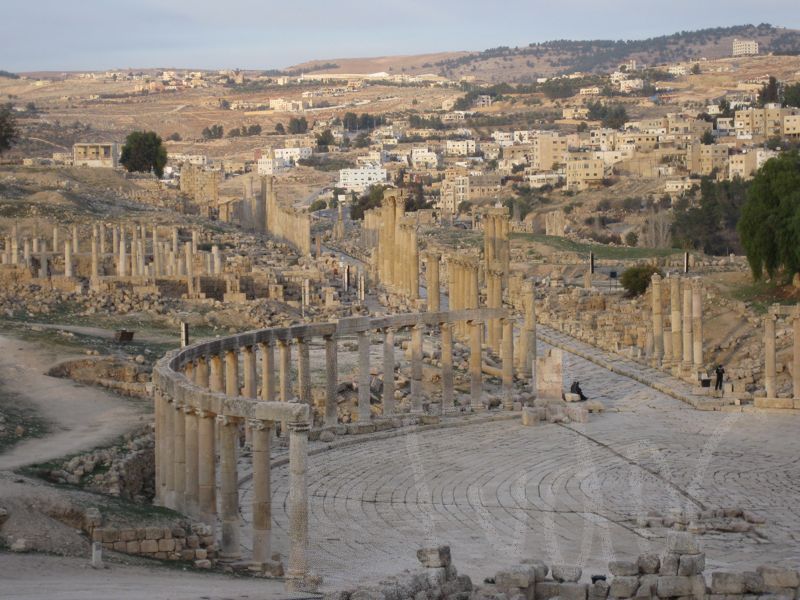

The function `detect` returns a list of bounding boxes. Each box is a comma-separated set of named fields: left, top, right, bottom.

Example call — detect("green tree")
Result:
left=0, top=104, right=19, bottom=154
left=202, top=124, right=223, bottom=139
left=308, top=199, right=327, bottom=212
left=350, top=184, right=388, bottom=220
left=288, top=117, right=308, bottom=134
left=274, top=123, right=285, bottom=134
left=166, top=132, right=182, bottom=142
left=625, top=231, right=639, bottom=247
left=691, top=63, right=701, bottom=75
left=700, top=130, right=715, bottom=145
left=758, top=76, right=780, bottom=107
left=620, top=265, right=663, bottom=297
left=353, top=132, right=371, bottom=148
left=737, top=151, right=800, bottom=280
left=119, top=130, right=167, bottom=177
left=784, top=82, right=800, bottom=109
left=315, top=129, right=336, bottom=149
left=246, top=124, right=262, bottom=136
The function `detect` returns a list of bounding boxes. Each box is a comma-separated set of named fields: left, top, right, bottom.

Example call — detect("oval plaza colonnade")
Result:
left=151, top=303, right=539, bottom=583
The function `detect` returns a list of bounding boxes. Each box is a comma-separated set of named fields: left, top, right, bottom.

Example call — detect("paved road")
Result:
left=239, top=341, right=800, bottom=589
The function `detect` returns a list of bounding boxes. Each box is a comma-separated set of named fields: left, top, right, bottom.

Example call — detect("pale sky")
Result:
left=2, top=0, right=799, bottom=72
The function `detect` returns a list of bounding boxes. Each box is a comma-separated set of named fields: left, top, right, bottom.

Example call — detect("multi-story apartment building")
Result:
left=734, top=105, right=800, bottom=138
left=565, top=155, right=606, bottom=190
left=732, top=39, right=759, bottom=57
left=688, top=143, right=729, bottom=177
left=73, top=142, right=120, bottom=168
left=410, top=147, right=439, bottom=169
left=445, top=139, right=476, bottom=157
left=439, top=167, right=470, bottom=214
left=337, top=166, right=387, bottom=192
left=728, top=148, right=778, bottom=180
left=532, top=132, right=569, bottom=170
left=274, top=146, right=313, bottom=163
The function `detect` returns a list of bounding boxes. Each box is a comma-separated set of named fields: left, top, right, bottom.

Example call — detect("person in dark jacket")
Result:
left=570, top=381, right=588, bottom=401
left=714, top=365, right=725, bottom=392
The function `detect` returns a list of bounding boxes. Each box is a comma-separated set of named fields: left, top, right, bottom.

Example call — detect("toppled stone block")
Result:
left=609, top=576, right=639, bottom=598
left=666, top=531, right=699, bottom=555
left=495, top=566, right=534, bottom=591
left=757, top=565, right=800, bottom=589
left=520, top=559, right=549, bottom=581
left=587, top=579, right=610, bottom=600
left=564, top=393, right=581, bottom=402
left=656, top=575, right=693, bottom=597
left=659, top=552, right=679, bottom=576
left=417, top=546, right=451, bottom=568
left=559, top=582, right=588, bottom=600
left=609, top=561, right=638, bottom=576
left=743, top=571, right=765, bottom=593
left=711, top=572, right=745, bottom=594
left=678, top=553, right=705, bottom=576
left=552, top=565, right=582, bottom=583
left=534, top=581, right=561, bottom=600
left=635, top=574, right=658, bottom=598
left=585, top=400, right=605, bottom=413
left=565, top=405, right=589, bottom=423
left=638, top=554, right=660, bottom=574
left=522, top=406, right=542, bottom=426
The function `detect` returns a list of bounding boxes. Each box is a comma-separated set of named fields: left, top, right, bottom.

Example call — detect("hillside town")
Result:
left=2, top=18, right=800, bottom=600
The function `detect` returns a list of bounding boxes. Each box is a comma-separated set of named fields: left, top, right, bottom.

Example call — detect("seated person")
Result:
left=569, top=380, right=588, bottom=402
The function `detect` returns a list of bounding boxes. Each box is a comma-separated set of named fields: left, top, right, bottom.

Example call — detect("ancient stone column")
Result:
left=225, top=349, right=239, bottom=397
left=502, top=319, right=514, bottom=410
left=278, top=340, right=291, bottom=403
left=382, top=329, right=395, bottom=417
left=192, top=230, right=199, bottom=255
left=297, top=337, right=311, bottom=406
left=217, top=415, right=241, bottom=560
left=250, top=419, right=272, bottom=565
left=90, top=234, right=99, bottom=281
left=210, top=355, right=224, bottom=392
left=11, top=236, right=18, bottom=265
left=324, top=335, right=338, bottom=427
left=410, top=324, right=424, bottom=413
left=440, top=323, right=454, bottom=413
left=519, top=282, right=537, bottom=390
left=765, top=311, right=777, bottom=398
left=64, top=240, right=73, bottom=278
left=99, top=223, right=106, bottom=255
left=242, top=346, right=257, bottom=398
left=185, top=242, right=194, bottom=298
left=286, top=422, right=309, bottom=582
left=794, top=307, right=800, bottom=399
left=38, top=251, right=48, bottom=279
left=195, top=357, right=209, bottom=388
left=259, top=342, right=275, bottom=402
left=197, top=410, right=216, bottom=525
left=409, top=226, right=420, bottom=300
left=23, top=238, right=30, bottom=266
left=172, top=227, right=179, bottom=255
left=469, top=321, right=483, bottom=410
left=426, top=252, right=441, bottom=312
left=52, top=226, right=59, bottom=255
left=173, top=401, right=186, bottom=512
left=154, top=391, right=166, bottom=504
left=71, top=224, right=79, bottom=255
left=212, top=245, right=222, bottom=275
left=152, top=227, right=160, bottom=277
left=118, top=231, right=127, bottom=277
left=651, top=273, right=664, bottom=364
left=184, top=407, right=199, bottom=516
left=357, top=331, right=371, bottom=422
left=670, top=276, right=682, bottom=365
left=691, top=278, right=703, bottom=372
left=682, top=285, right=693, bottom=371
left=164, top=398, right=175, bottom=508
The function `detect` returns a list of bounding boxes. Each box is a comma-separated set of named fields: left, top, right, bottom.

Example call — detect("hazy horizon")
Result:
left=3, top=0, right=800, bottom=72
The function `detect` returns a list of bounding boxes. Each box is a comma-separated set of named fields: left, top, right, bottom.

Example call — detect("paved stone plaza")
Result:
left=244, top=340, right=800, bottom=589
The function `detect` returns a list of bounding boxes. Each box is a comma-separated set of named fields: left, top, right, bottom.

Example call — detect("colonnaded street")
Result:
left=236, top=333, right=800, bottom=589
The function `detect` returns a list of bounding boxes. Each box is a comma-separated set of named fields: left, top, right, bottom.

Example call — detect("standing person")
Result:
left=714, top=364, right=725, bottom=392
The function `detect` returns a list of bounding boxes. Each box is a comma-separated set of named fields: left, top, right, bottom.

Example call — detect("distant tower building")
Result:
left=732, top=39, right=759, bottom=57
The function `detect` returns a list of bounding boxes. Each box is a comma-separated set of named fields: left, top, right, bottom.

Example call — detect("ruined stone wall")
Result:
left=180, top=163, right=221, bottom=216
left=263, top=176, right=312, bottom=256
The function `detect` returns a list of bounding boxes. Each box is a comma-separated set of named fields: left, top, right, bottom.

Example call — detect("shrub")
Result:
left=621, top=265, right=663, bottom=297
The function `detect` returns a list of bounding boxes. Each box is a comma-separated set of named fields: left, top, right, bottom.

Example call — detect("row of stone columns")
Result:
left=651, top=274, right=704, bottom=377
left=763, top=305, right=800, bottom=399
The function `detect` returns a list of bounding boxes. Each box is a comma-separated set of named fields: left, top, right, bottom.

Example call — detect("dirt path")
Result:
left=0, top=334, right=146, bottom=471
left=0, top=553, right=318, bottom=600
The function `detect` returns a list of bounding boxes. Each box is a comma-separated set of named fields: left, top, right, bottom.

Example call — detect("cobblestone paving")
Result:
left=238, top=338, right=800, bottom=589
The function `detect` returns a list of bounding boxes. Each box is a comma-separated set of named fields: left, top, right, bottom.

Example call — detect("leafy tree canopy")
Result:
left=0, top=104, right=19, bottom=154
left=737, top=151, right=800, bottom=281
left=119, top=130, right=167, bottom=177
